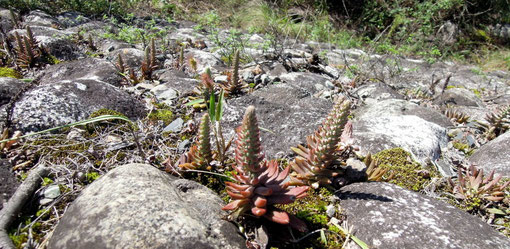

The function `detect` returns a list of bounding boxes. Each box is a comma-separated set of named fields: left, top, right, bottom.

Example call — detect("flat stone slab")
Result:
left=48, top=163, right=244, bottom=249
left=468, top=131, right=510, bottom=176
left=337, top=182, right=510, bottom=249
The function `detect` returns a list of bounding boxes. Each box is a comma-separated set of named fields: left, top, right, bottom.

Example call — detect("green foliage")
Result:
left=0, top=67, right=22, bottom=79
left=86, top=172, right=100, bottom=182
left=148, top=109, right=174, bottom=126
left=372, top=148, right=439, bottom=192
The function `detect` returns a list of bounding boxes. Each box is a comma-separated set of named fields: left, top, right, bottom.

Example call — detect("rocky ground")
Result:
left=0, top=8, right=509, bottom=249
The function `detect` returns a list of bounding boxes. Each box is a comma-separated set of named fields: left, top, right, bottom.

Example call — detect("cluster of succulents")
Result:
left=288, top=97, right=351, bottom=188
left=482, top=104, right=510, bottom=140
left=116, top=38, right=158, bottom=84
left=448, top=165, right=509, bottom=203
left=444, top=107, right=470, bottom=124
left=222, top=106, right=310, bottom=231
left=13, top=26, right=43, bottom=68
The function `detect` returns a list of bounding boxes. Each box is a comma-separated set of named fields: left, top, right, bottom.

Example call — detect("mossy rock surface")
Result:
left=373, top=147, right=439, bottom=192
left=0, top=67, right=22, bottom=79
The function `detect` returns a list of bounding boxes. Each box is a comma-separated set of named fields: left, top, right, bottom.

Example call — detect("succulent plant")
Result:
left=140, top=39, right=158, bottom=80
left=444, top=107, right=470, bottom=123
left=222, top=106, right=309, bottom=231
left=288, top=97, right=351, bottom=188
left=483, top=104, right=510, bottom=139
left=13, top=27, right=41, bottom=68
left=363, top=153, right=387, bottom=181
left=175, top=113, right=213, bottom=171
left=222, top=49, right=244, bottom=96
left=448, top=165, right=509, bottom=202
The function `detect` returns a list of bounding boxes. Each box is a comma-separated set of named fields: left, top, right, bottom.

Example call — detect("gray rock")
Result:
left=9, top=26, right=79, bottom=60
left=185, top=49, right=225, bottom=74
left=268, top=63, right=288, bottom=78
left=338, top=182, right=510, bottom=249
left=491, top=24, right=510, bottom=43
left=433, top=87, right=484, bottom=107
left=355, top=98, right=452, bottom=128
left=151, top=86, right=178, bottom=105
left=355, top=82, right=404, bottom=101
left=109, top=48, right=145, bottom=69
left=23, top=10, right=61, bottom=27
left=48, top=163, right=244, bottom=249
left=158, top=69, right=200, bottom=94
left=214, top=75, right=228, bottom=83
left=437, top=21, right=459, bottom=45
left=468, top=131, right=510, bottom=177
left=56, top=12, right=90, bottom=28
left=0, top=159, right=18, bottom=210
left=279, top=72, right=332, bottom=96
left=353, top=115, right=448, bottom=165
left=0, top=77, right=25, bottom=106
left=11, top=79, right=146, bottom=132
left=44, top=184, right=61, bottom=199
left=223, top=82, right=331, bottom=158
left=39, top=58, right=124, bottom=87
left=163, top=118, right=184, bottom=133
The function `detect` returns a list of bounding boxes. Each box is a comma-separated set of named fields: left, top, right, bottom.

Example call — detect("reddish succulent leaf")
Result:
left=253, top=196, right=267, bottom=208
left=265, top=210, right=290, bottom=225
left=252, top=207, right=267, bottom=216
left=222, top=199, right=248, bottom=210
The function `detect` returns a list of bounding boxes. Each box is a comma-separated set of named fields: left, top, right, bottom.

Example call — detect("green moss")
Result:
left=453, top=142, right=475, bottom=156
left=470, top=88, right=482, bottom=98
left=88, top=108, right=126, bottom=119
left=9, top=232, right=28, bottom=248
left=86, top=172, right=100, bottom=182
left=41, top=177, right=53, bottom=186
left=373, top=148, right=439, bottom=192
left=0, top=67, right=22, bottom=78
left=148, top=109, right=174, bottom=125
left=277, top=188, right=344, bottom=248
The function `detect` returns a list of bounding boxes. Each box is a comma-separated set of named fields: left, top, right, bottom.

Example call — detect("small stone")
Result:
left=44, top=185, right=61, bottom=199
left=214, top=75, right=228, bottom=83
left=39, top=198, right=53, bottom=206
left=325, top=80, right=335, bottom=90
left=136, top=83, right=155, bottom=90
left=260, top=74, right=271, bottom=85
left=326, top=205, right=336, bottom=218
left=178, top=139, right=190, bottom=151
left=242, top=71, right=254, bottom=82
left=315, top=83, right=325, bottom=91
left=163, top=118, right=184, bottom=133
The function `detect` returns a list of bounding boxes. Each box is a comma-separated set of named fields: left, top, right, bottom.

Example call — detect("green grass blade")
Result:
left=185, top=98, right=205, bottom=106
left=216, top=89, right=224, bottom=121
left=0, top=115, right=133, bottom=143
left=209, top=93, right=216, bottom=121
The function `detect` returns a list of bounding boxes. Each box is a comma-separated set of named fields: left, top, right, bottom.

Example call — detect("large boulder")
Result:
left=353, top=115, right=448, bottom=165
left=433, top=87, right=484, bottom=107
left=9, top=26, right=79, bottom=60
left=0, top=159, right=19, bottom=210
left=157, top=69, right=199, bottom=94
left=185, top=49, right=225, bottom=74
left=48, top=163, right=244, bottom=249
left=355, top=98, right=452, bottom=127
left=223, top=82, right=331, bottom=159
left=338, top=182, right=510, bottom=249
left=11, top=79, right=146, bottom=132
left=468, top=131, right=510, bottom=176
left=0, top=77, right=25, bottom=106
left=39, top=58, right=124, bottom=87
left=354, top=82, right=405, bottom=101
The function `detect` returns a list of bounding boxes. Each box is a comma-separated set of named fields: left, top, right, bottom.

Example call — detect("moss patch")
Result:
left=373, top=148, right=439, bottom=192
left=148, top=109, right=174, bottom=125
left=0, top=67, right=22, bottom=79
left=276, top=188, right=345, bottom=248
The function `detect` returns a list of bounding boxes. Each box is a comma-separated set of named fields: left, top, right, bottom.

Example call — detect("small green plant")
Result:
left=13, top=27, right=41, bottom=68
left=289, top=97, right=351, bottom=188
left=86, top=172, right=101, bottom=182
left=447, top=165, right=509, bottom=210
left=444, top=107, right=470, bottom=123
left=479, top=104, right=510, bottom=140
left=222, top=106, right=310, bottom=231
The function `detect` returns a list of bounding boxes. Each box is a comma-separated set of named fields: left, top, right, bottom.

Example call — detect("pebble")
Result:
left=163, top=118, right=184, bottom=133
left=44, top=185, right=61, bottom=199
